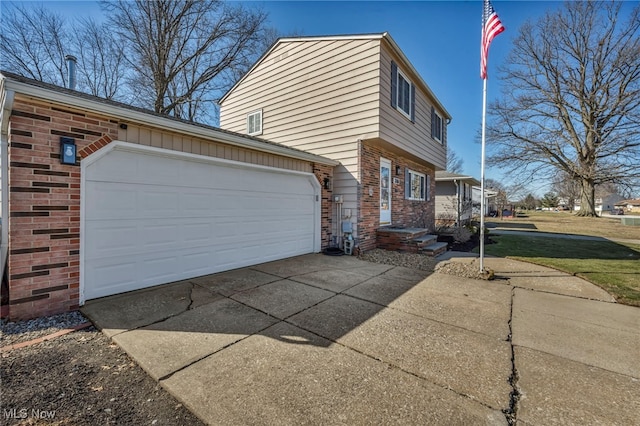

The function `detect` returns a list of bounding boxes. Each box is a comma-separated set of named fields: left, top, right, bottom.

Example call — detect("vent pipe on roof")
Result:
left=65, top=55, right=77, bottom=90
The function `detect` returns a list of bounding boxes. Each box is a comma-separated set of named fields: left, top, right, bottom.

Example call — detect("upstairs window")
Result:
left=247, top=109, right=262, bottom=136
left=391, top=61, right=415, bottom=122
left=431, top=107, right=443, bottom=143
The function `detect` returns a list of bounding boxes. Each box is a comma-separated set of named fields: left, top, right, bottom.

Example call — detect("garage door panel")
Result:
left=86, top=184, right=137, bottom=216
left=83, top=144, right=320, bottom=301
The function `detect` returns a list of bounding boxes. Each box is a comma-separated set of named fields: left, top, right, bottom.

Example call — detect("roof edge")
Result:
left=220, top=32, right=451, bottom=121
left=1, top=72, right=338, bottom=166
left=381, top=34, right=451, bottom=121
left=220, top=35, right=387, bottom=105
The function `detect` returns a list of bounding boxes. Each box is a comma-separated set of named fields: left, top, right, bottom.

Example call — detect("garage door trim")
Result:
left=80, top=141, right=321, bottom=304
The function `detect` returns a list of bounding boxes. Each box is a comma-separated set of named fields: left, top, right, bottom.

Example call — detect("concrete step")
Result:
left=411, top=234, right=438, bottom=247
left=420, top=241, right=448, bottom=257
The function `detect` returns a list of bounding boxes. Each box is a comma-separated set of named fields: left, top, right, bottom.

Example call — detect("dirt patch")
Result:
left=435, top=259, right=495, bottom=280
left=358, top=249, right=438, bottom=271
left=1, top=326, right=204, bottom=425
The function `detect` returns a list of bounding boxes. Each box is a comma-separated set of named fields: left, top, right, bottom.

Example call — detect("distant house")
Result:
left=435, top=171, right=480, bottom=226
left=596, top=194, right=625, bottom=214
left=615, top=199, right=640, bottom=214
left=219, top=33, right=451, bottom=251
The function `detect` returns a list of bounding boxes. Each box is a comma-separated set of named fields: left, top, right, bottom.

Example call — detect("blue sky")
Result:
left=19, top=1, right=634, bottom=193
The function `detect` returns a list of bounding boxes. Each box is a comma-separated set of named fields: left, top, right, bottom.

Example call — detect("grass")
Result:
left=482, top=234, right=640, bottom=306
left=487, top=210, right=640, bottom=241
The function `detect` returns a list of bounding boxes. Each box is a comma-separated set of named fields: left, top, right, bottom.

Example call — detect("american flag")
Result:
left=481, top=0, right=505, bottom=79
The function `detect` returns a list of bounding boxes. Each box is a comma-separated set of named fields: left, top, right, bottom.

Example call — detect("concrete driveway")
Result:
left=81, top=254, right=640, bottom=425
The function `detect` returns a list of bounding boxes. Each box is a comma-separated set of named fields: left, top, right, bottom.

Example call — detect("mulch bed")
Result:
left=1, top=325, right=204, bottom=425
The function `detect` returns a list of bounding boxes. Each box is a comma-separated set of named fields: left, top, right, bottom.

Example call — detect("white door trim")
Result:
left=79, top=141, right=321, bottom=304
left=380, top=157, right=391, bottom=225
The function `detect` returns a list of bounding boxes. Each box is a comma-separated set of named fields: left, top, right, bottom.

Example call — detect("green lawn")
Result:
left=481, top=235, right=640, bottom=306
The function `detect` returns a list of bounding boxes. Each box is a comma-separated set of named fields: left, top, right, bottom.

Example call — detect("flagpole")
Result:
left=480, top=77, right=487, bottom=272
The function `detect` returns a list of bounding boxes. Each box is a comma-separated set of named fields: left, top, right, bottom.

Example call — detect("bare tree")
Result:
left=104, top=0, right=269, bottom=122
left=487, top=1, right=640, bottom=217
left=0, top=3, right=70, bottom=86
left=446, top=148, right=464, bottom=173
left=73, top=18, right=128, bottom=100
left=551, top=170, right=580, bottom=210
left=0, top=4, right=128, bottom=100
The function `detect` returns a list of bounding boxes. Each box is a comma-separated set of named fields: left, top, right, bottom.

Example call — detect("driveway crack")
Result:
left=186, top=283, right=195, bottom=311
left=503, top=285, right=520, bottom=425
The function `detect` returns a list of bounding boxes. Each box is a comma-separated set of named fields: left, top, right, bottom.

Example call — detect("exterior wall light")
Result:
left=323, top=177, right=331, bottom=190
left=60, top=137, right=77, bottom=165
left=395, top=165, right=401, bottom=175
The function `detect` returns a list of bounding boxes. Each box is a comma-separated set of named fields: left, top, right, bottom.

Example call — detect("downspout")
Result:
left=0, top=86, right=14, bottom=279
left=453, top=179, right=460, bottom=226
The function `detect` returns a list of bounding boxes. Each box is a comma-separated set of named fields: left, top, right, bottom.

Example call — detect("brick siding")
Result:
left=357, top=140, right=435, bottom=252
left=6, top=98, right=119, bottom=319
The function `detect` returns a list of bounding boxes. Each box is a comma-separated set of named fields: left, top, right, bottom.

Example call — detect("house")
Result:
left=595, top=194, right=624, bottom=214
left=0, top=71, right=337, bottom=320
left=434, top=171, right=479, bottom=226
left=219, top=33, right=451, bottom=251
left=1, top=32, right=452, bottom=320
left=472, top=186, right=499, bottom=217
left=615, top=199, right=640, bottom=214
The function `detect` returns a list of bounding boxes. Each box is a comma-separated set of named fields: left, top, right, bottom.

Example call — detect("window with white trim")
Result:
left=431, top=107, right=443, bottom=143
left=397, top=70, right=411, bottom=117
left=406, top=169, right=428, bottom=201
left=391, top=61, right=415, bottom=122
left=247, top=109, right=262, bottom=136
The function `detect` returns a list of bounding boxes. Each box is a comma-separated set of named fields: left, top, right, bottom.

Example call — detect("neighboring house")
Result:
left=472, top=186, right=499, bottom=217
left=0, top=71, right=336, bottom=320
left=435, top=171, right=479, bottom=226
left=615, top=199, right=640, bottom=213
left=219, top=33, right=451, bottom=251
left=595, top=194, right=624, bottom=214
left=557, top=197, right=579, bottom=211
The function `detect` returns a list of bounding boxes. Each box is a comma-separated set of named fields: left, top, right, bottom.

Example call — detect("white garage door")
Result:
left=81, top=142, right=320, bottom=301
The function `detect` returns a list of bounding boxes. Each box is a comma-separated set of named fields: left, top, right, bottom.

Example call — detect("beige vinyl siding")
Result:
left=378, top=44, right=447, bottom=170
left=221, top=38, right=383, bottom=220
left=220, top=38, right=382, bottom=169
left=435, top=194, right=454, bottom=215
left=119, top=124, right=311, bottom=173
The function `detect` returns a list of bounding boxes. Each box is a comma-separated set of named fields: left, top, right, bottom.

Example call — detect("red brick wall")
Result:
left=7, top=97, right=119, bottom=320
left=358, top=140, right=435, bottom=252
left=312, top=163, right=333, bottom=250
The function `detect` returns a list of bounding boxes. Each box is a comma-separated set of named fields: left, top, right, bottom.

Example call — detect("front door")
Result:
left=380, top=158, right=391, bottom=225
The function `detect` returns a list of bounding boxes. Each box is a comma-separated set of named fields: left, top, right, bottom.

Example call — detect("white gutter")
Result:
left=453, top=179, right=461, bottom=226
left=0, top=75, right=338, bottom=167
left=0, top=85, right=13, bottom=278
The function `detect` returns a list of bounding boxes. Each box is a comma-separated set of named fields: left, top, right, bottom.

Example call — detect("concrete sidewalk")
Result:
left=82, top=253, right=640, bottom=425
